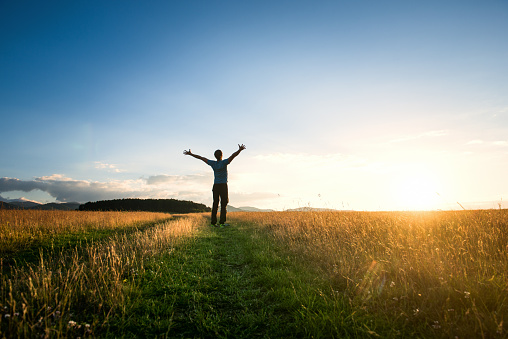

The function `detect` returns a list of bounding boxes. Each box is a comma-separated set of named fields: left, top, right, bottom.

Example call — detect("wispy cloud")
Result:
left=466, top=140, right=508, bottom=147
left=229, top=192, right=281, bottom=206
left=145, top=174, right=211, bottom=185
left=389, top=130, right=448, bottom=143
left=254, top=152, right=366, bottom=169
left=493, top=141, right=508, bottom=147
left=94, top=161, right=125, bottom=173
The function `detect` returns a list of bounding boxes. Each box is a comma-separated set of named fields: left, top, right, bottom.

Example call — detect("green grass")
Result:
left=1, top=217, right=173, bottom=272
left=2, top=211, right=506, bottom=338
left=95, top=223, right=371, bottom=338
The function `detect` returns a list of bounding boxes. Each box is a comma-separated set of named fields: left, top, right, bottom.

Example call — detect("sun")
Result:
left=392, top=171, right=441, bottom=211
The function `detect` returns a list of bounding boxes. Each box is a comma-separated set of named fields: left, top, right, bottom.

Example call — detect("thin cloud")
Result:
left=94, top=161, right=125, bottom=173
left=146, top=174, right=211, bottom=185
left=389, top=130, right=448, bottom=143
left=466, top=139, right=484, bottom=145
left=254, top=153, right=366, bottom=169
left=466, top=140, right=508, bottom=147
left=493, top=141, right=508, bottom=147
left=229, top=191, right=280, bottom=206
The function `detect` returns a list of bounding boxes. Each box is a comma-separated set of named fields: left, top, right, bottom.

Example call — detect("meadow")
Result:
left=229, top=210, right=508, bottom=338
left=0, top=209, right=506, bottom=338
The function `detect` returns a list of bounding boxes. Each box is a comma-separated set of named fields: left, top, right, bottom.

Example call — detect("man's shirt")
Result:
left=207, top=158, right=230, bottom=184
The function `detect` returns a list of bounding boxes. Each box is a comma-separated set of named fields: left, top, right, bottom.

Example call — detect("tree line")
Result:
left=79, top=198, right=210, bottom=213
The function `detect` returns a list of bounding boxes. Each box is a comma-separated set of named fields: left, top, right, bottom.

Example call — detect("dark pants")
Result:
left=211, top=183, right=228, bottom=225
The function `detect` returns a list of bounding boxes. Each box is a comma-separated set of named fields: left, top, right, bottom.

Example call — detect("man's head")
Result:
left=214, top=150, right=223, bottom=160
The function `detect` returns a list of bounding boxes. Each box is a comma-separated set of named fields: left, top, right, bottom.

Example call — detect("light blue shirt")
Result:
left=207, top=158, right=230, bottom=184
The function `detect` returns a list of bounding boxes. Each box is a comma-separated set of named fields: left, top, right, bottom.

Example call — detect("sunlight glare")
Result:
left=393, top=170, right=441, bottom=211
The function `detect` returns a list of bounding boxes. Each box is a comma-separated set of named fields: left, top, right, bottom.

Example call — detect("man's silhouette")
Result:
left=184, top=144, right=246, bottom=227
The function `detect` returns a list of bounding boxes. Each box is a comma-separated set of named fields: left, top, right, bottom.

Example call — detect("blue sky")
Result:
left=1, top=0, right=507, bottom=210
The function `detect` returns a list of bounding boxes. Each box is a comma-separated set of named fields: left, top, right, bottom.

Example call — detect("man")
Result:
left=183, top=144, right=246, bottom=227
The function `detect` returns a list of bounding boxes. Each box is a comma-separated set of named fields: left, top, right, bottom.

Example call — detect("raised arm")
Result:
left=227, top=144, right=246, bottom=163
left=183, top=149, right=209, bottom=163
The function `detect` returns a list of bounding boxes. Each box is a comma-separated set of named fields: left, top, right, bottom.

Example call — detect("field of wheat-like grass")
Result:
left=1, top=209, right=506, bottom=337
left=0, top=210, right=203, bottom=338
left=0, top=210, right=172, bottom=255
left=229, top=210, right=508, bottom=337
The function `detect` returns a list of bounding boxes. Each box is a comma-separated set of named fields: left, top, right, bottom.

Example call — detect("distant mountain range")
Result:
left=0, top=197, right=80, bottom=210
left=227, top=206, right=275, bottom=212
left=227, top=206, right=344, bottom=212
left=284, top=207, right=342, bottom=212
left=0, top=197, right=339, bottom=213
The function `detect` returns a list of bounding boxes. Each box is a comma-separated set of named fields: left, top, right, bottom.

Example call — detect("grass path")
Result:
left=102, top=222, right=359, bottom=338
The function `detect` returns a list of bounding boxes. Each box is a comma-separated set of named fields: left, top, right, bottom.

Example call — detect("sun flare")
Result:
left=392, top=171, right=441, bottom=211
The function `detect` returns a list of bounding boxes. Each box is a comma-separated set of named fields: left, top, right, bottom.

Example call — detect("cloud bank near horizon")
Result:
left=0, top=175, right=278, bottom=208
left=0, top=176, right=145, bottom=203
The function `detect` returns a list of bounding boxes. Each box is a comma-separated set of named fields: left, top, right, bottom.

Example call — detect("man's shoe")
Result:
left=219, top=223, right=230, bottom=228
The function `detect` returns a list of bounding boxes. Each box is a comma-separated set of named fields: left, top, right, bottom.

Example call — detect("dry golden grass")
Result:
left=2, top=209, right=507, bottom=337
left=229, top=210, right=508, bottom=337
left=0, top=211, right=206, bottom=337
left=0, top=210, right=172, bottom=255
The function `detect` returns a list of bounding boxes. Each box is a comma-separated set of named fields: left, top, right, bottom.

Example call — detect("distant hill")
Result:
left=0, top=197, right=209, bottom=213
left=32, top=202, right=81, bottom=211
left=0, top=201, right=17, bottom=209
left=0, top=196, right=82, bottom=210
left=79, top=198, right=210, bottom=214
left=284, top=207, right=340, bottom=212
left=227, top=206, right=275, bottom=212
left=227, top=206, right=341, bottom=212
left=6, top=198, right=42, bottom=209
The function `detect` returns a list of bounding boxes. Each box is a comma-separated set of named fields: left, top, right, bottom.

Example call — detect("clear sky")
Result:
left=1, top=0, right=507, bottom=211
